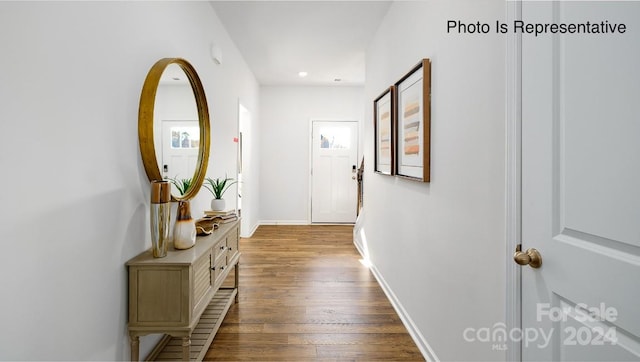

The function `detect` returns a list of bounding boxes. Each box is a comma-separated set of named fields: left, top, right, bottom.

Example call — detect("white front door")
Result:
left=311, top=121, right=358, bottom=223
left=521, top=2, right=640, bottom=360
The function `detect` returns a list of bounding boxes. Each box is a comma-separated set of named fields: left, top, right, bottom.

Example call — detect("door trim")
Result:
left=308, top=119, right=359, bottom=224
left=505, top=1, right=523, bottom=360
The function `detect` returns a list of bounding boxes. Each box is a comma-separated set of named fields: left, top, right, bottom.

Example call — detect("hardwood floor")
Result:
left=204, top=225, right=425, bottom=361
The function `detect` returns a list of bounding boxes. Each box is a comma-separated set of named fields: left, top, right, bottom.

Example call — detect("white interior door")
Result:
left=521, top=2, right=640, bottom=360
left=237, top=103, right=251, bottom=236
left=311, top=121, right=358, bottom=223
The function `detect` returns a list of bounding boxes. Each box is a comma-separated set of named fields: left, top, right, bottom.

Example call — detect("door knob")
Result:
left=513, top=246, right=542, bottom=268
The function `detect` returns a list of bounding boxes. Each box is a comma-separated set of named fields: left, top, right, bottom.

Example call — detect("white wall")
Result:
left=259, top=86, right=364, bottom=223
left=0, top=2, right=258, bottom=360
left=362, top=1, right=507, bottom=361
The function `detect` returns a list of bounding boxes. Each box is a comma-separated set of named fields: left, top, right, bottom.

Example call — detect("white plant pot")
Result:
left=173, top=200, right=196, bottom=250
left=211, top=198, right=226, bottom=211
left=173, top=219, right=196, bottom=250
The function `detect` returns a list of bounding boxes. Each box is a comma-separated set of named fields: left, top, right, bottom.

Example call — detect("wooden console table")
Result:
left=127, top=220, right=240, bottom=361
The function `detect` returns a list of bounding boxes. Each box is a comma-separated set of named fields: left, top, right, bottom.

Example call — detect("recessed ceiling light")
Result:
left=298, top=71, right=308, bottom=78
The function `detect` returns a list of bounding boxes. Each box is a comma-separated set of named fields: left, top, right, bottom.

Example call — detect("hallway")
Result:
left=204, top=225, right=424, bottom=361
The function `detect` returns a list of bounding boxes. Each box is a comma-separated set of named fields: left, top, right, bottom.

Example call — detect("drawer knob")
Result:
left=211, top=266, right=216, bottom=271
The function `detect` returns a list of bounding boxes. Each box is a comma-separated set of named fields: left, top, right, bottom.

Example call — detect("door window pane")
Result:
left=320, top=127, right=350, bottom=149
left=170, top=127, right=199, bottom=149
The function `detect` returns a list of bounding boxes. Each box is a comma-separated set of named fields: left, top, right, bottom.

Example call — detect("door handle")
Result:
left=513, top=245, right=542, bottom=268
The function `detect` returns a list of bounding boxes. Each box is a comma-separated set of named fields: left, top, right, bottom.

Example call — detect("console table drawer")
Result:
left=212, top=256, right=228, bottom=287
left=214, top=240, right=227, bottom=266
left=226, top=226, right=239, bottom=262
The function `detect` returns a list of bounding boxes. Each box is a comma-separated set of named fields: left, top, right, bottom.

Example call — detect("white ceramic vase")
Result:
left=211, top=198, right=226, bottom=211
left=173, top=200, right=196, bottom=250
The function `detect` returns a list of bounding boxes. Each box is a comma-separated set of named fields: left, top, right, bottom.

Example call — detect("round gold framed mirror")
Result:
left=138, top=58, right=210, bottom=201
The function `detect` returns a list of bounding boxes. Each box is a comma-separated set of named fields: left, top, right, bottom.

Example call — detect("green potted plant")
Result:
left=167, top=177, right=192, bottom=196
left=203, top=175, right=238, bottom=211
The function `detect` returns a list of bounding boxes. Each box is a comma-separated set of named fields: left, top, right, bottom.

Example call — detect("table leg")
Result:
left=182, top=336, right=191, bottom=361
left=234, top=262, right=240, bottom=303
left=130, top=335, right=139, bottom=361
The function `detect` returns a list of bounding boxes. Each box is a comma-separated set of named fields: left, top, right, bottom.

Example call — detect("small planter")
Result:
left=211, top=198, right=226, bottom=211
left=204, top=176, right=237, bottom=211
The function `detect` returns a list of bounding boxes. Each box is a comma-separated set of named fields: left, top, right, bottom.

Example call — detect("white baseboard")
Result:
left=259, top=220, right=309, bottom=226
left=352, top=239, right=365, bottom=259
left=353, top=240, right=439, bottom=362
left=241, top=222, right=259, bottom=238
left=311, top=222, right=355, bottom=226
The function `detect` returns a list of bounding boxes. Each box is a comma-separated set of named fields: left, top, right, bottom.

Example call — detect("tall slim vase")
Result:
left=150, top=180, right=171, bottom=258
left=174, top=200, right=196, bottom=250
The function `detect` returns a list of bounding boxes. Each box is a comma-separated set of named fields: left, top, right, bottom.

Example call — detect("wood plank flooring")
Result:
left=204, top=225, right=425, bottom=361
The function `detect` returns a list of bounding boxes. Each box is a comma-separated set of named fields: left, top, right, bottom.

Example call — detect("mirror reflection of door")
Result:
left=154, top=64, right=200, bottom=196
left=161, top=120, right=199, bottom=184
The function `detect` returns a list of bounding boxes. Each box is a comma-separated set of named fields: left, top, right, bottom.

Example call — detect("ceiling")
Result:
left=209, top=1, right=392, bottom=86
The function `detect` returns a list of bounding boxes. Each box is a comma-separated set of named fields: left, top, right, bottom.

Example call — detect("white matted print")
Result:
left=374, top=87, right=395, bottom=175
left=395, top=59, right=430, bottom=182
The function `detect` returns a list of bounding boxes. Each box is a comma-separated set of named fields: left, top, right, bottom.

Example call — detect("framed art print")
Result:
left=395, top=59, right=431, bottom=182
left=373, top=86, right=395, bottom=175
